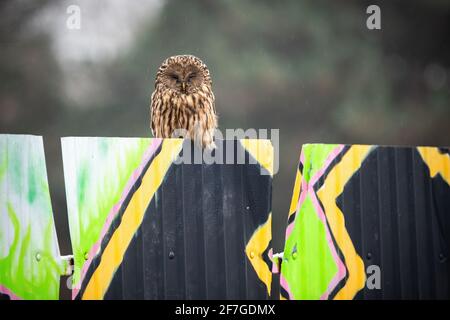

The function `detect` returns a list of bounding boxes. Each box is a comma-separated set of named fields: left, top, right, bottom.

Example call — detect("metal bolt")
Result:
left=292, top=252, right=298, bottom=260
left=246, top=206, right=250, bottom=211
left=35, top=252, right=41, bottom=262
left=250, top=251, right=255, bottom=259
left=169, top=251, right=175, bottom=260
left=366, top=252, right=372, bottom=260
left=439, top=253, right=446, bottom=262
left=84, top=252, right=89, bottom=260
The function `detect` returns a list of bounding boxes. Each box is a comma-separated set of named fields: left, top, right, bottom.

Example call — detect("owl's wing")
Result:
left=150, top=91, right=159, bottom=137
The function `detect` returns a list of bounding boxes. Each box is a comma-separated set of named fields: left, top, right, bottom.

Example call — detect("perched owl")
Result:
left=150, top=55, right=218, bottom=149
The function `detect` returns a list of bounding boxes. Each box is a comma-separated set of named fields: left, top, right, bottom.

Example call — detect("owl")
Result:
left=150, top=55, right=218, bottom=149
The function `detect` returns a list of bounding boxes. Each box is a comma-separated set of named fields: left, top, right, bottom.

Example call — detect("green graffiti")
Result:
left=77, top=162, right=89, bottom=210
left=27, top=164, right=37, bottom=204
left=4, top=202, right=20, bottom=261
left=0, top=203, right=60, bottom=299
left=282, top=196, right=338, bottom=299
left=0, top=153, right=6, bottom=181
left=0, top=135, right=62, bottom=300
left=301, top=144, right=338, bottom=182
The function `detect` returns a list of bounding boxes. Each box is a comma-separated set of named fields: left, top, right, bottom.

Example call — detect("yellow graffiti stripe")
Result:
left=82, top=139, right=183, bottom=300
left=245, top=213, right=272, bottom=296
left=240, top=139, right=274, bottom=176
left=317, top=145, right=371, bottom=300
left=288, top=168, right=302, bottom=217
left=417, top=147, right=450, bottom=185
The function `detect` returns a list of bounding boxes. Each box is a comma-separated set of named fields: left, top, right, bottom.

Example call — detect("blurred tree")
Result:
left=0, top=0, right=62, bottom=133
left=1, top=0, right=449, bottom=299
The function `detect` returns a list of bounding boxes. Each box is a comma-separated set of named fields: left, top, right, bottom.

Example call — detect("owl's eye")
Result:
left=169, top=74, right=179, bottom=82
left=187, top=73, right=196, bottom=82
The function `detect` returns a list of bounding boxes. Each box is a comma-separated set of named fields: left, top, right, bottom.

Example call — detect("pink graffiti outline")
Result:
left=284, top=178, right=307, bottom=240
left=280, top=273, right=294, bottom=300
left=0, top=284, right=21, bottom=300
left=309, top=145, right=345, bottom=187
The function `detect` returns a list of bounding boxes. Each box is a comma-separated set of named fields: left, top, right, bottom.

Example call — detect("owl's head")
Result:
left=155, top=55, right=212, bottom=94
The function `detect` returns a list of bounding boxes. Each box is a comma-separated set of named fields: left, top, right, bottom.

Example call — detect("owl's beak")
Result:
left=182, top=82, right=186, bottom=92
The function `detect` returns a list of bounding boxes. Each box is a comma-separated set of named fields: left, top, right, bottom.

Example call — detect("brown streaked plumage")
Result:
left=150, top=55, right=218, bottom=149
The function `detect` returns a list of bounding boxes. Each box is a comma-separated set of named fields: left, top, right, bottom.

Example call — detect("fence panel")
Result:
left=0, top=134, right=64, bottom=300
left=281, top=144, right=450, bottom=300
left=62, top=138, right=273, bottom=300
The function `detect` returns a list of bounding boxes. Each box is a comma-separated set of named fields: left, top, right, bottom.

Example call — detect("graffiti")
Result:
left=281, top=144, right=450, bottom=300
left=2, top=135, right=448, bottom=300
left=61, top=137, right=155, bottom=297
left=0, top=134, right=64, bottom=300
left=280, top=144, right=365, bottom=300
left=61, top=137, right=273, bottom=299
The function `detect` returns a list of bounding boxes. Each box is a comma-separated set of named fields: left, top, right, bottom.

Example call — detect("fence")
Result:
left=280, top=144, right=450, bottom=300
left=1, top=135, right=449, bottom=300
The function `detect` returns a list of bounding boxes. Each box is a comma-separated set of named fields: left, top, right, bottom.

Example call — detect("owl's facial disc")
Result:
left=162, top=64, right=204, bottom=94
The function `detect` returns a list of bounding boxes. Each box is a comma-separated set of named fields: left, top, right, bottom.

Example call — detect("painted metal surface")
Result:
left=0, top=134, right=64, bottom=300
left=62, top=137, right=273, bottom=300
left=281, top=144, right=450, bottom=300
